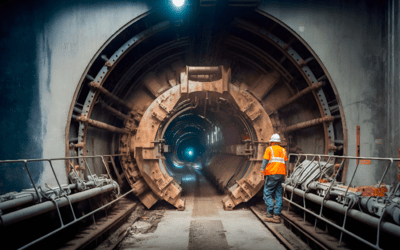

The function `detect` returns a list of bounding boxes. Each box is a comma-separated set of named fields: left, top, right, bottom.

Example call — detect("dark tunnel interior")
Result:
left=161, top=93, right=252, bottom=185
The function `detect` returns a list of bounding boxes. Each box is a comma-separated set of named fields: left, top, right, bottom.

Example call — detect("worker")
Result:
left=260, top=133, right=288, bottom=223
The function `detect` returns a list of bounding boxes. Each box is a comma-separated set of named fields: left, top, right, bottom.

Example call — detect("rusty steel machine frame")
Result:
left=65, top=9, right=348, bottom=211
left=119, top=66, right=277, bottom=210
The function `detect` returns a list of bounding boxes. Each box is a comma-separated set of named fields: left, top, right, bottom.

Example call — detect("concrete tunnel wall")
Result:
left=258, top=0, right=400, bottom=186
left=0, top=0, right=399, bottom=194
left=0, top=0, right=150, bottom=193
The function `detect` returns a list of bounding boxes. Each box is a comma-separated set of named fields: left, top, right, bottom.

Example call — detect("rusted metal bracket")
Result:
left=152, top=112, right=164, bottom=121
left=69, top=142, right=85, bottom=149
left=248, top=110, right=262, bottom=121
left=241, top=101, right=253, bottom=112
left=74, top=115, right=129, bottom=134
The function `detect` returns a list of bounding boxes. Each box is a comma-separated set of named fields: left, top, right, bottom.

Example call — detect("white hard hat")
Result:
left=269, top=133, right=281, bottom=143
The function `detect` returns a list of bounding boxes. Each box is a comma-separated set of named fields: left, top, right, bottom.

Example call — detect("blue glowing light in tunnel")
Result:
left=172, top=161, right=183, bottom=168
left=183, top=147, right=196, bottom=161
left=172, top=0, right=185, bottom=7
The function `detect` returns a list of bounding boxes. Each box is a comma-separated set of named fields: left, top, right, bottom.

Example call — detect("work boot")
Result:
left=263, top=213, right=273, bottom=222
left=271, top=215, right=281, bottom=223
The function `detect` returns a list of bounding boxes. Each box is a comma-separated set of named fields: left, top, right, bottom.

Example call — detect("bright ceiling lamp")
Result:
left=172, top=0, right=185, bottom=7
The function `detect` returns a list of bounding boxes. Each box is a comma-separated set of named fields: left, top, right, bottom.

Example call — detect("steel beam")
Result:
left=270, top=82, right=323, bottom=114
left=282, top=116, right=334, bottom=133
left=99, top=100, right=129, bottom=121
left=89, top=82, right=132, bottom=110
left=73, top=115, right=128, bottom=134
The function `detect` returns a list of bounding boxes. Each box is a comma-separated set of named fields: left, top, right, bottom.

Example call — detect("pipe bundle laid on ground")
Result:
left=0, top=182, right=117, bottom=227
left=282, top=184, right=400, bottom=238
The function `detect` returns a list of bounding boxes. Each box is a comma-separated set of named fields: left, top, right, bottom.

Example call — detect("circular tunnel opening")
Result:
left=165, top=112, right=209, bottom=166
left=160, top=91, right=255, bottom=190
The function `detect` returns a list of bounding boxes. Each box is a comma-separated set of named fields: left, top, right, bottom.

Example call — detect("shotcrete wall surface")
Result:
left=0, top=0, right=399, bottom=194
left=0, top=0, right=149, bottom=193
left=36, top=2, right=148, bottom=187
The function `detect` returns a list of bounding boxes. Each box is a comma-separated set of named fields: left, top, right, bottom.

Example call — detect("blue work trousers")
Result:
left=263, top=174, right=285, bottom=215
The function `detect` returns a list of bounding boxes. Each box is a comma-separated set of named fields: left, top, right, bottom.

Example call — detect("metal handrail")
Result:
left=0, top=154, right=124, bottom=199
left=0, top=154, right=127, bottom=249
left=284, top=153, right=400, bottom=249
left=20, top=189, right=134, bottom=250
left=0, top=154, right=124, bottom=163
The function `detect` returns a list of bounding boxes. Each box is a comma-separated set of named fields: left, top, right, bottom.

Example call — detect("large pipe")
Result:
left=0, top=183, right=117, bottom=227
left=282, top=184, right=400, bottom=238
left=270, top=82, right=323, bottom=114
left=0, top=182, right=99, bottom=212
left=360, top=197, right=400, bottom=225
left=73, top=115, right=128, bottom=134
left=0, top=195, right=37, bottom=211
left=282, top=116, right=334, bottom=133
left=89, top=81, right=132, bottom=110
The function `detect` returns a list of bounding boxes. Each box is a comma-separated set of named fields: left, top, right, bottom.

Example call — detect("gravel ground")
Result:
left=95, top=204, right=167, bottom=250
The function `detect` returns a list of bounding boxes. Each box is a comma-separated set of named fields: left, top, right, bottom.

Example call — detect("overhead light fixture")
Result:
left=172, top=0, right=185, bottom=7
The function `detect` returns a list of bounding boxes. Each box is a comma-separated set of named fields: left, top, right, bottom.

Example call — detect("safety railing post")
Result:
left=338, top=159, right=360, bottom=245
left=377, top=159, right=394, bottom=189
left=64, top=194, right=77, bottom=220
left=285, top=154, right=299, bottom=213
left=302, top=155, right=321, bottom=222
left=313, top=155, right=331, bottom=232
left=51, top=198, right=64, bottom=227
left=389, top=179, right=400, bottom=199
left=47, top=160, right=65, bottom=196
left=317, top=158, right=346, bottom=219
left=83, top=158, right=98, bottom=186
left=100, top=155, right=113, bottom=180
left=23, top=160, right=41, bottom=203
left=342, top=160, right=360, bottom=205
left=374, top=159, right=393, bottom=248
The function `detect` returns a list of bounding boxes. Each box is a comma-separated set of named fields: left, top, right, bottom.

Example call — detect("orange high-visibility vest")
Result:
left=262, top=145, right=288, bottom=176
